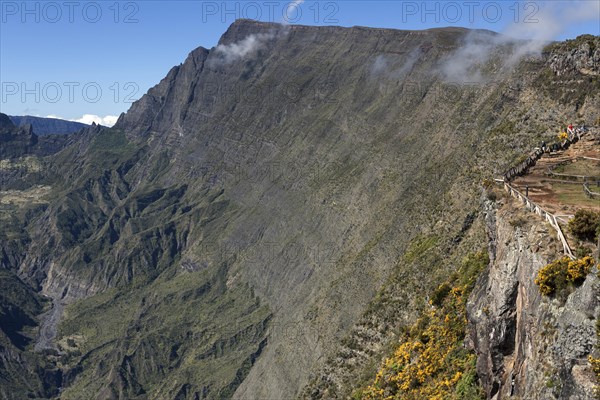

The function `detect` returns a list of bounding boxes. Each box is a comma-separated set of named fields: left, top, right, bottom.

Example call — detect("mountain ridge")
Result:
left=9, top=115, right=89, bottom=136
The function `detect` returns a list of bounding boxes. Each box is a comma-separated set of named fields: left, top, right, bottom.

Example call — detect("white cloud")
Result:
left=213, top=32, right=276, bottom=64
left=504, top=1, right=600, bottom=43
left=72, top=114, right=118, bottom=127
left=370, top=55, right=388, bottom=76
left=288, top=0, right=304, bottom=11
left=43, top=114, right=118, bottom=127
left=438, top=1, right=600, bottom=83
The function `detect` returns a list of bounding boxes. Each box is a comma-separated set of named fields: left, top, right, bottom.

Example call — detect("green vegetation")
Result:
left=552, top=159, right=600, bottom=177
left=537, top=35, right=600, bottom=106
left=569, top=210, right=600, bottom=242
left=544, top=34, right=598, bottom=53
left=358, top=252, right=488, bottom=400
left=489, top=120, right=516, bottom=140
left=535, top=256, right=595, bottom=297
left=58, top=265, right=272, bottom=399
left=554, top=184, right=600, bottom=209
left=88, top=128, right=137, bottom=168
left=0, top=156, right=42, bottom=173
left=403, top=235, right=439, bottom=264
left=2, top=22, right=599, bottom=400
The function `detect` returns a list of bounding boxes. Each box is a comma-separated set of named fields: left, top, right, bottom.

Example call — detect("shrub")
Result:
left=535, top=257, right=570, bottom=296
left=509, top=216, right=527, bottom=228
left=576, top=247, right=593, bottom=258
left=361, top=252, right=488, bottom=400
left=568, top=209, right=600, bottom=242
left=481, top=178, right=493, bottom=189
left=454, top=359, right=485, bottom=400
left=486, top=189, right=497, bottom=202
left=567, top=256, right=594, bottom=283
left=535, top=256, right=595, bottom=296
left=431, top=283, right=452, bottom=307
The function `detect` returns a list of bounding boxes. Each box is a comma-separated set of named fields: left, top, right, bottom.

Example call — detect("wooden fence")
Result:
left=503, top=148, right=544, bottom=182
left=497, top=129, right=599, bottom=258
left=504, top=183, right=575, bottom=259
left=584, top=183, right=600, bottom=199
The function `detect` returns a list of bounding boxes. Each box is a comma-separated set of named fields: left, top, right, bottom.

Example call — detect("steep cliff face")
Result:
left=467, top=197, right=599, bottom=399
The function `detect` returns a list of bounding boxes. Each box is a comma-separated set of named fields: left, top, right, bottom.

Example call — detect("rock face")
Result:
left=1, top=20, right=599, bottom=399
left=467, top=198, right=599, bottom=399
left=0, top=113, right=75, bottom=159
left=548, top=35, right=600, bottom=76
left=0, top=115, right=38, bottom=158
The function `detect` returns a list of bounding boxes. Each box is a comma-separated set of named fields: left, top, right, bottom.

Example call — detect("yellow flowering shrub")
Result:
left=535, top=257, right=570, bottom=296
left=567, top=256, right=594, bottom=283
left=358, top=252, right=488, bottom=400
left=535, top=256, right=595, bottom=296
left=590, top=355, right=600, bottom=376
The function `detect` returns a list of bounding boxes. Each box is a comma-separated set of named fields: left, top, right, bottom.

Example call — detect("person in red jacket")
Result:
left=567, top=123, right=574, bottom=138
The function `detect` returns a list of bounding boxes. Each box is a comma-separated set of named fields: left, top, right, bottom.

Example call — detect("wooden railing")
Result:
left=498, top=131, right=591, bottom=259
left=497, top=128, right=600, bottom=258
left=503, top=148, right=544, bottom=182
left=504, top=182, right=575, bottom=259
left=502, top=133, right=586, bottom=182
left=546, top=168, right=592, bottom=180
left=545, top=155, right=600, bottom=200
left=546, top=156, right=600, bottom=182
left=584, top=183, right=600, bottom=199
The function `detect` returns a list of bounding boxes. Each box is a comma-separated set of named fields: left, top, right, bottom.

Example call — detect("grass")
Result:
left=553, top=159, right=600, bottom=178
left=403, top=235, right=439, bottom=264
left=553, top=183, right=600, bottom=209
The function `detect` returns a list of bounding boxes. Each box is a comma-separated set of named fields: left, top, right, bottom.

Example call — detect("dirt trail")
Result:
left=511, top=132, right=600, bottom=216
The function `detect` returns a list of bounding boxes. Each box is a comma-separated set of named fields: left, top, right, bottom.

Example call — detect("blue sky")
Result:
left=1, top=1, right=599, bottom=125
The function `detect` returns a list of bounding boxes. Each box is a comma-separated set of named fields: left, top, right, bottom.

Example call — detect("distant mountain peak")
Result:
left=0, top=112, right=15, bottom=130
left=8, top=115, right=88, bottom=136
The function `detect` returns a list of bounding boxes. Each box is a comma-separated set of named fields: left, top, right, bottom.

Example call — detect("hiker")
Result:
left=567, top=124, right=574, bottom=139
left=541, top=141, right=547, bottom=152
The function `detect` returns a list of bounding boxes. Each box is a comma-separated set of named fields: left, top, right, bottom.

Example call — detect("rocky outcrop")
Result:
left=0, top=112, right=74, bottom=160
left=467, top=197, right=599, bottom=399
left=0, top=114, right=38, bottom=159
left=548, top=35, right=600, bottom=76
